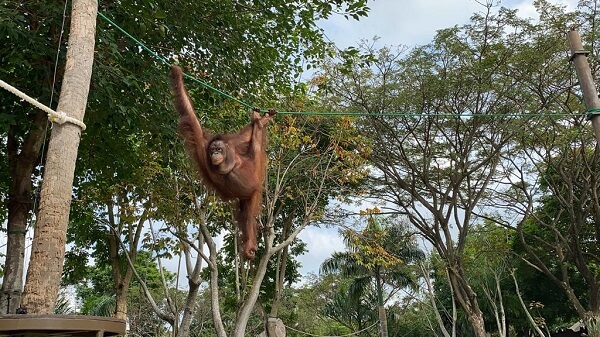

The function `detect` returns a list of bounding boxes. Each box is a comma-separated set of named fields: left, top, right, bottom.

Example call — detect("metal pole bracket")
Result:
left=570, top=49, right=590, bottom=62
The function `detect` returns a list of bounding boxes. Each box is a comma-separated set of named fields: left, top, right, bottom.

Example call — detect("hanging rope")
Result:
left=0, top=79, right=86, bottom=130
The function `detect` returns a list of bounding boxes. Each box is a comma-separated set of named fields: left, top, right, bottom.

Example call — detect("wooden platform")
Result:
left=0, top=315, right=126, bottom=337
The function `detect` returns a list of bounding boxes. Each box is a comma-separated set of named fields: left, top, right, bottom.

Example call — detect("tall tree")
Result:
left=315, top=4, right=545, bottom=335
left=486, top=1, right=600, bottom=335
left=508, top=130, right=600, bottom=336
left=230, top=112, right=369, bottom=337
left=0, top=0, right=66, bottom=313
left=321, top=213, right=424, bottom=337
left=1, top=109, right=46, bottom=313
left=21, top=0, right=97, bottom=313
left=1, top=0, right=372, bottom=317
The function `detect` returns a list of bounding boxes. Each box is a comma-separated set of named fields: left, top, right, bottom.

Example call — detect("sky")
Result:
left=317, top=0, right=578, bottom=49
left=294, top=0, right=579, bottom=281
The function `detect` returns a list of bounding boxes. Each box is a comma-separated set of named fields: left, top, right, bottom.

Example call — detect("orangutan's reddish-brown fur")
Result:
left=171, top=65, right=275, bottom=260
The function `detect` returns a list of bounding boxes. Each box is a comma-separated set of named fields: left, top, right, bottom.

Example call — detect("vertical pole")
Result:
left=567, top=28, right=600, bottom=146
left=267, top=317, right=278, bottom=337
left=21, top=0, right=97, bottom=314
left=568, top=28, right=600, bottom=337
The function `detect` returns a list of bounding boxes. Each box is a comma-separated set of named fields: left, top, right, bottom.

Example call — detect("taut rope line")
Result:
left=0, top=79, right=86, bottom=130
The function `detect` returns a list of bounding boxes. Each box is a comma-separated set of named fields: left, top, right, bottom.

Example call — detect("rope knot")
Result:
left=49, top=111, right=87, bottom=130
left=51, top=111, right=69, bottom=124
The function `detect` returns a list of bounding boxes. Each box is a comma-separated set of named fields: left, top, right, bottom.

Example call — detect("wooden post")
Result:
left=567, top=28, right=600, bottom=146
left=568, top=28, right=600, bottom=337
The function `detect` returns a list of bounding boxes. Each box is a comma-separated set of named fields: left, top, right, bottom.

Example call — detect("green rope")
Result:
left=97, top=12, right=253, bottom=110
left=181, top=75, right=253, bottom=110
left=587, top=108, right=600, bottom=120
left=97, top=11, right=591, bottom=120
left=97, top=12, right=170, bottom=66
left=276, top=111, right=584, bottom=117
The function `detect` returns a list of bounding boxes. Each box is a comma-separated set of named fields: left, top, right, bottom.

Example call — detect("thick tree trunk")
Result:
left=468, top=313, right=488, bottom=337
left=109, top=228, right=134, bottom=321
left=586, top=312, right=600, bottom=337
left=113, top=281, right=129, bottom=321
left=1, top=111, right=47, bottom=314
left=0, top=208, right=27, bottom=314
left=108, top=220, right=128, bottom=320
left=20, top=0, right=97, bottom=313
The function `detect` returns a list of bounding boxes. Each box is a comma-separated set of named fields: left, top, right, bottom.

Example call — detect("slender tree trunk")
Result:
left=378, top=306, right=388, bottom=337
left=421, top=262, right=454, bottom=337
left=198, top=218, right=226, bottom=337
left=234, top=254, right=271, bottom=337
left=267, top=245, right=288, bottom=337
left=234, top=223, right=278, bottom=337
left=448, top=266, right=488, bottom=337
left=511, top=271, right=545, bottom=337
left=176, top=277, right=201, bottom=337
left=375, top=270, right=388, bottom=337
left=266, top=215, right=292, bottom=336
left=1, top=111, right=47, bottom=314
left=109, top=228, right=133, bottom=321
left=108, top=200, right=147, bottom=320
left=20, top=0, right=97, bottom=313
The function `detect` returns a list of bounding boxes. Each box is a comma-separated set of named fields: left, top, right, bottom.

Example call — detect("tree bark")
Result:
left=447, top=265, right=488, bottom=337
left=108, top=199, right=147, bottom=320
left=109, top=227, right=133, bottom=321
left=176, top=239, right=203, bottom=337
left=20, top=0, right=97, bottom=313
left=375, top=270, right=388, bottom=337
left=1, top=111, right=47, bottom=314
left=585, top=311, right=600, bottom=337
left=378, top=306, right=388, bottom=337
left=234, top=222, right=278, bottom=337
left=267, top=214, right=293, bottom=336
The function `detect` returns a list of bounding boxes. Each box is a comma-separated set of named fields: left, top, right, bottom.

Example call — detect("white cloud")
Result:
left=318, top=0, right=580, bottom=49
left=319, top=0, right=483, bottom=48
left=296, top=226, right=345, bottom=276
left=159, top=226, right=344, bottom=287
left=510, top=0, right=578, bottom=21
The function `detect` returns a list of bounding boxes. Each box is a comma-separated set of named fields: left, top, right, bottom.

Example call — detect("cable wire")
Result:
left=97, top=11, right=588, bottom=119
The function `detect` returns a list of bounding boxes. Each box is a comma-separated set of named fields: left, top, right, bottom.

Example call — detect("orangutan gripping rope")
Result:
left=171, top=65, right=275, bottom=260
